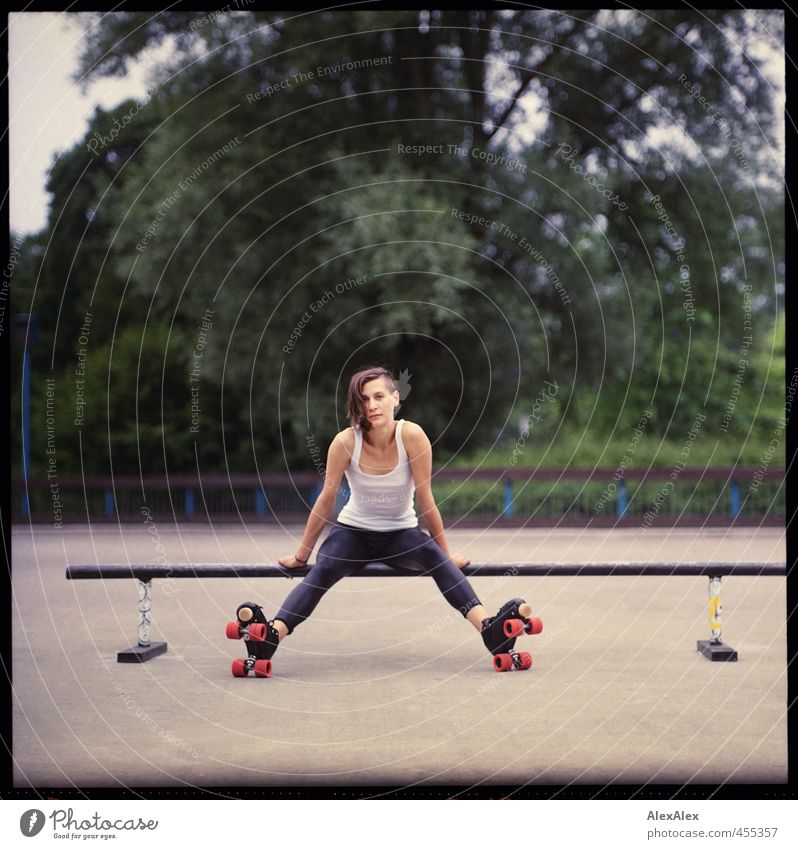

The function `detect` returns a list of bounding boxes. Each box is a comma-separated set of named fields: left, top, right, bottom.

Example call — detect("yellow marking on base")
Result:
left=709, top=597, right=722, bottom=626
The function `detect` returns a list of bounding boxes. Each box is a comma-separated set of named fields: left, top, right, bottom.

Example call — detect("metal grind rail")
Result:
left=66, top=561, right=787, bottom=663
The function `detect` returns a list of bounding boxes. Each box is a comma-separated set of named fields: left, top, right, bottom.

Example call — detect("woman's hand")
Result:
left=449, top=552, right=471, bottom=570
left=278, top=555, right=309, bottom=569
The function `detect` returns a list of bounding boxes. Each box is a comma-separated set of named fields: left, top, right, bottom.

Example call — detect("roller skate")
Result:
left=481, top=597, right=543, bottom=672
left=225, top=601, right=281, bottom=678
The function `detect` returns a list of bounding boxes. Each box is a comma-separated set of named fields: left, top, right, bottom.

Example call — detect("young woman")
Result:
left=228, top=366, right=539, bottom=676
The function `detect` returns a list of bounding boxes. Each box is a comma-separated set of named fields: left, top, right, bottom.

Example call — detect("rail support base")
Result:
left=117, top=642, right=168, bottom=663
left=697, top=639, right=738, bottom=662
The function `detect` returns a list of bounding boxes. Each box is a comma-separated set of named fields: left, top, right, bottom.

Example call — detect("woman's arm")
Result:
left=404, top=422, right=470, bottom=568
left=278, top=431, right=352, bottom=567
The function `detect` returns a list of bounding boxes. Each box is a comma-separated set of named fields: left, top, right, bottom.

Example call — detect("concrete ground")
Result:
left=11, top=523, right=787, bottom=789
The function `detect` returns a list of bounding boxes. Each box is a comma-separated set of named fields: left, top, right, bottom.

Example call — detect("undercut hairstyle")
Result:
left=346, top=366, right=400, bottom=431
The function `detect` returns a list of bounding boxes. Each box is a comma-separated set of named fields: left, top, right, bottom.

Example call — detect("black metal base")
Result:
left=117, top=641, right=168, bottom=663
left=697, top=639, right=738, bottom=662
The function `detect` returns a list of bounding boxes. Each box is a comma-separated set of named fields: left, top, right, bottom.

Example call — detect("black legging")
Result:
left=274, top=522, right=482, bottom=633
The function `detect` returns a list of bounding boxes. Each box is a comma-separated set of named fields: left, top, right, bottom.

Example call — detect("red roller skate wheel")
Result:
left=231, top=659, right=249, bottom=677
left=226, top=622, right=241, bottom=640
left=247, top=623, right=267, bottom=641
left=494, top=654, right=513, bottom=672
left=526, top=617, right=543, bottom=635
left=253, top=660, right=272, bottom=678
left=518, top=652, right=532, bottom=670
left=504, top=619, right=525, bottom=638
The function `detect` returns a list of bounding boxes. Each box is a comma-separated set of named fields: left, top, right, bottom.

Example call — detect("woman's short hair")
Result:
left=346, top=366, right=400, bottom=431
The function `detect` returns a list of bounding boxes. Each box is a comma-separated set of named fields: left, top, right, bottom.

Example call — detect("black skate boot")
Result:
left=481, top=597, right=540, bottom=672
left=225, top=601, right=281, bottom=678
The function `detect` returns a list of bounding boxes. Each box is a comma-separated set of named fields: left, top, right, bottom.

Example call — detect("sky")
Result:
left=8, top=10, right=785, bottom=238
left=8, top=12, right=169, bottom=236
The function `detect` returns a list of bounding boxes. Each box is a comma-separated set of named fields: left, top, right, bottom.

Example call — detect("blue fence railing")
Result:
left=12, top=468, right=785, bottom=526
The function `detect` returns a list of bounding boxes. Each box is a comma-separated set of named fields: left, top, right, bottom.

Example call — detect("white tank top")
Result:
left=336, top=419, right=418, bottom=531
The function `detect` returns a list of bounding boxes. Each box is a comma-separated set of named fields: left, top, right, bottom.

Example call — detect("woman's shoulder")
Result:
left=332, top=427, right=356, bottom=458
left=399, top=420, right=427, bottom=443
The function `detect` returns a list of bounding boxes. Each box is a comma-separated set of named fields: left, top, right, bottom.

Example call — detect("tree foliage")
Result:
left=12, top=9, right=784, bottom=477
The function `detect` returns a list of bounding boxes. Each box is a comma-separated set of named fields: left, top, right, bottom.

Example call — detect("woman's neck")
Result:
left=363, top=418, right=397, bottom=450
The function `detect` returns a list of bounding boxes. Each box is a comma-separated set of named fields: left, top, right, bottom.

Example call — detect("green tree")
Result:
left=12, top=9, right=782, bottom=476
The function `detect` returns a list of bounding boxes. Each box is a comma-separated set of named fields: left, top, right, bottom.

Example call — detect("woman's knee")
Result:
left=305, top=557, right=347, bottom=588
left=413, top=538, right=450, bottom=569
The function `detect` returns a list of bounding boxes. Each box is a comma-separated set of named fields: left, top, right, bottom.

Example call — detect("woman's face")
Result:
left=360, top=377, right=399, bottom=425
